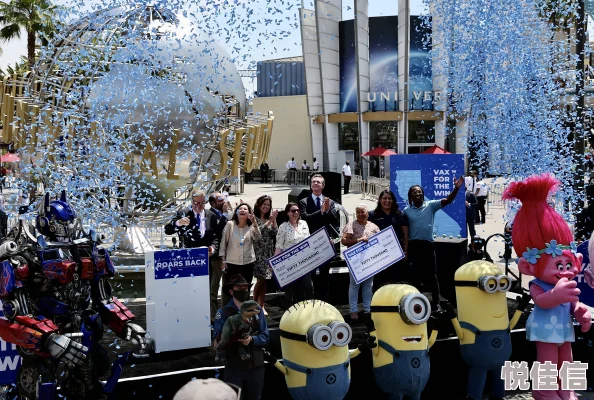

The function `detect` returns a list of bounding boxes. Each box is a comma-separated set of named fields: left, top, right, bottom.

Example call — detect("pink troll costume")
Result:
left=503, top=174, right=591, bottom=400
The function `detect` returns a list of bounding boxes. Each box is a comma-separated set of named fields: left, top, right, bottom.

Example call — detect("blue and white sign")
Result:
left=268, top=227, right=336, bottom=288
left=575, top=241, right=594, bottom=308
left=145, top=247, right=211, bottom=353
left=0, top=309, right=21, bottom=385
left=390, top=154, right=466, bottom=239
left=343, top=226, right=405, bottom=284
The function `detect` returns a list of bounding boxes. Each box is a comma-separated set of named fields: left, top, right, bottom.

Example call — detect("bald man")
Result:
left=173, top=378, right=238, bottom=400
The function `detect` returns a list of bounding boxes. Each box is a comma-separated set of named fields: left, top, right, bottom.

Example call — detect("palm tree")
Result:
left=0, top=0, right=57, bottom=68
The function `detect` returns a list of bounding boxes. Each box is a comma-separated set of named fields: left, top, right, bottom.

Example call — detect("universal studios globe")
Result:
left=24, top=4, right=247, bottom=212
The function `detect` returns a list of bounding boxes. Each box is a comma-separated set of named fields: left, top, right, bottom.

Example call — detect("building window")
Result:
left=407, top=120, right=435, bottom=153
left=339, top=123, right=359, bottom=151
left=370, top=122, right=398, bottom=149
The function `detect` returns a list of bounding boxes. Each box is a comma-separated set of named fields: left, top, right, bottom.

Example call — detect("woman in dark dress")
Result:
left=368, top=189, right=409, bottom=291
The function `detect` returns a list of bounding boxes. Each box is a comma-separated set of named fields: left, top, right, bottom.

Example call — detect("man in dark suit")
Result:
left=164, top=190, right=220, bottom=256
left=299, top=174, right=340, bottom=302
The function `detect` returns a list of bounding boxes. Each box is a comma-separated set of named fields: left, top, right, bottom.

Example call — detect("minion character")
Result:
left=367, top=283, right=444, bottom=400
left=264, top=300, right=375, bottom=400
left=445, top=260, right=531, bottom=400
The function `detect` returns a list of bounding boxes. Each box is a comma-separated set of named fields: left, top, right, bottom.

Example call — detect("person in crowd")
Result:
left=467, top=235, right=486, bottom=262
left=342, top=160, right=352, bottom=194
left=465, top=170, right=478, bottom=193
left=475, top=177, right=488, bottom=224
left=213, top=274, right=269, bottom=400
left=367, top=189, right=409, bottom=290
left=252, top=195, right=278, bottom=316
left=404, top=176, right=464, bottom=310
left=465, top=189, right=477, bottom=238
left=286, top=157, right=297, bottom=185
left=208, top=191, right=231, bottom=320
left=172, top=378, right=240, bottom=400
left=222, top=185, right=234, bottom=219
left=301, top=160, right=310, bottom=170
left=164, top=190, right=220, bottom=253
left=259, top=162, right=270, bottom=184
left=219, top=203, right=262, bottom=285
left=313, top=157, right=319, bottom=172
left=341, top=205, right=380, bottom=321
left=299, top=174, right=340, bottom=301
left=275, top=202, right=313, bottom=305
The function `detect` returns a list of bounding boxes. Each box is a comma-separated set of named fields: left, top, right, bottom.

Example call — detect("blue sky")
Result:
left=0, top=0, right=428, bottom=93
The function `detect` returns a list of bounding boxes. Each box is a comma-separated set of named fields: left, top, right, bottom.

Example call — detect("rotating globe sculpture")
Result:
left=13, top=3, right=268, bottom=227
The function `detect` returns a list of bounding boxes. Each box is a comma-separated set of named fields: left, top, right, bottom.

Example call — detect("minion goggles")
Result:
left=280, top=321, right=352, bottom=351
left=454, top=274, right=512, bottom=293
left=369, top=293, right=431, bottom=325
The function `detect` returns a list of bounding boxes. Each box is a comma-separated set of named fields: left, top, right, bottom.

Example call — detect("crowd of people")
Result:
left=164, top=173, right=466, bottom=399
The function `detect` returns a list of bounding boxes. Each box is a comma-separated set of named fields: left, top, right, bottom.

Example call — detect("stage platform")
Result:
left=100, top=292, right=594, bottom=399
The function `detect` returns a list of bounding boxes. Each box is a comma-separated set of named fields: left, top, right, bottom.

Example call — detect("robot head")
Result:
left=36, top=192, right=77, bottom=242
left=279, top=300, right=352, bottom=367
left=454, top=260, right=512, bottom=330
left=370, top=284, right=431, bottom=351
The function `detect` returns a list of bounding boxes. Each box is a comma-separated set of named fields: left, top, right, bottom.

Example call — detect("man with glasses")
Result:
left=208, top=191, right=232, bottom=320
left=165, top=191, right=222, bottom=322
left=299, top=174, right=340, bottom=302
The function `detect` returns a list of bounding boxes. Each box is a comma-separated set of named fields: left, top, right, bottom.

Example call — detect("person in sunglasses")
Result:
left=164, top=190, right=220, bottom=254
left=275, top=203, right=312, bottom=306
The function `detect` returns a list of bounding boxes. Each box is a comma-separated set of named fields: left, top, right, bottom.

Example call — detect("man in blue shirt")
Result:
left=403, top=176, right=464, bottom=310
left=213, top=274, right=269, bottom=400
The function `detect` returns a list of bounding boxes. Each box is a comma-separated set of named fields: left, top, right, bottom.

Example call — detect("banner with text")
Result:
left=268, top=227, right=336, bottom=288
left=390, top=154, right=466, bottom=239
left=146, top=247, right=211, bottom=352
left=0, top=308, right=20, bottom=385
left=343, top=226, right=405, bottom=284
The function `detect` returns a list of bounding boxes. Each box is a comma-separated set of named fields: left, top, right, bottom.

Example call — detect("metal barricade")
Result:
left=350, top=175, right=364, bottom=194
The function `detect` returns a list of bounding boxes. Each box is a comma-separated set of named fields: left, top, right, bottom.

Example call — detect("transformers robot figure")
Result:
left=0, top=191, right=148, bottom=399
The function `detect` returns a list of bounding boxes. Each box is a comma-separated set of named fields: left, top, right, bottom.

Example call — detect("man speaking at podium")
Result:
left=165, top=190, right=223, bottom=322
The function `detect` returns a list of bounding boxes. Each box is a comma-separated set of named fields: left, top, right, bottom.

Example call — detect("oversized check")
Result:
left=343, top=226, right=404, bottom=284
left=268, top=227, right=336, bottom=288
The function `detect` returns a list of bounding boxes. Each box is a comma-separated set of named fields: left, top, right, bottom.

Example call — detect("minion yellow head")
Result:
left=279, top=300, right=352, bottom=369
left=370, top=284, right=431, bottom=352
left=454, top=260, right=512, bottom=331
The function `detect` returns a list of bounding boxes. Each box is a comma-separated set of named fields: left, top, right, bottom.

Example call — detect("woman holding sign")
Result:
left=275, top=202, right=312, bottom=306
left=219, top=204, right=262, bottom=286
left=342, top=205, right=380, bottom=321
left=368, top=189, right=409, bottom=291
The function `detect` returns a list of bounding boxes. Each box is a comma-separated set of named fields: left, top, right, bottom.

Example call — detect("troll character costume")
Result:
left=503, top=174, right=591, bottom=400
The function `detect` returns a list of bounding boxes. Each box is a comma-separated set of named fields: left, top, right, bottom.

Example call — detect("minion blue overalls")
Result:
left=459, top=321, right=512, bottom=400
left=281, top=358, right=350, bottom=400
left=373, top=340, right=430, bottom=400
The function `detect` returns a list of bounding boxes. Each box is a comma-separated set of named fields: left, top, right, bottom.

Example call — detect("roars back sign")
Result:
left=575, top=241, right=594, bottom=308
left=0, top=308, right=22, bottom=385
